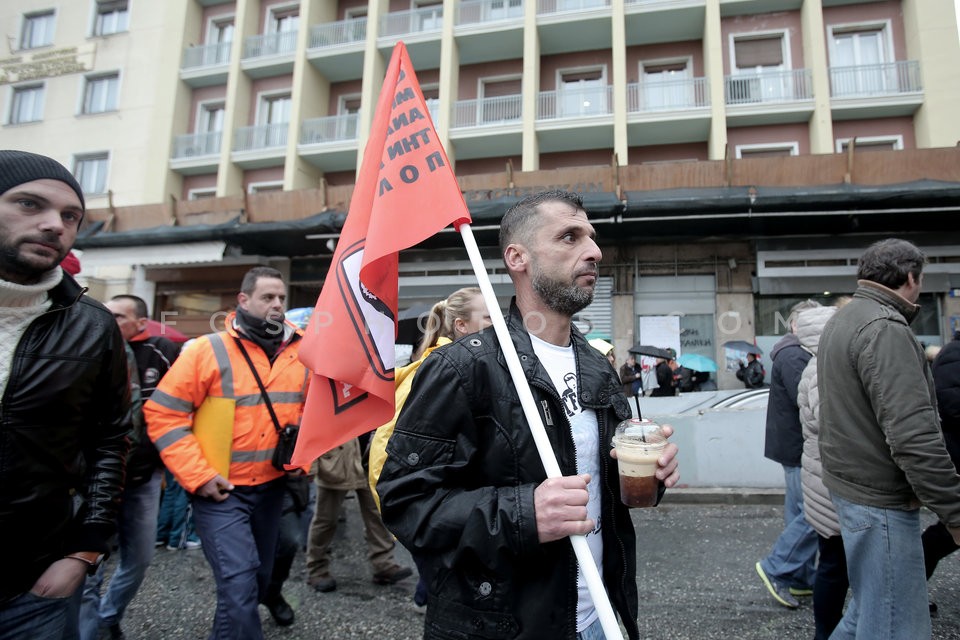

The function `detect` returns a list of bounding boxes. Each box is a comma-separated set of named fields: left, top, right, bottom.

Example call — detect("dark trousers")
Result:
left=813, top=533, right=849, bottom=640
left=192, top=479, right=285, bottom=640
left=922, top=520, right=960, bottom=580
left=263, top=476, right=311, bottom=604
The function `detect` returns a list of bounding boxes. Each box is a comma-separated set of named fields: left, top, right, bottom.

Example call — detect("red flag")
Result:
left=291, top=42, right=471, bottom=466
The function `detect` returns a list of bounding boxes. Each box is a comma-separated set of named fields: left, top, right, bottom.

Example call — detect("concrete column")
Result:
left=703, top=0, right=728, bottom=161
left=521, top=0, right=540, bottom=171
left=801, top=0, right=833, bottom=154
left=356, top=0, right=389, bottom=179
left=437, top=0, right=459, bottom=166
left=611, top=0, right=629, bottom=166
left=903, top=0, right=960, bottom=148
left=217, top=0, right=257, bottom=196
left=285, top=0, right=329, bottom=191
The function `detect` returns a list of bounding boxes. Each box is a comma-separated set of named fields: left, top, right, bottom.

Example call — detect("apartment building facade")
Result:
left=3, top=0, right=959, bottom=388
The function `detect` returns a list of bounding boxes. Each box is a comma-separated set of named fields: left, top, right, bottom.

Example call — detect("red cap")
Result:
left=61, top=251, right=81, bottom=276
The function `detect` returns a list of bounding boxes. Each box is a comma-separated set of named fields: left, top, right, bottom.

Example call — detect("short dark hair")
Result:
left=856, top=239, right=926, bottom=289
left=241, top=266, right=284, bottom=294
left=499, top=190, right=584, bottom=256
left=110, top=294, right=148, bottom=319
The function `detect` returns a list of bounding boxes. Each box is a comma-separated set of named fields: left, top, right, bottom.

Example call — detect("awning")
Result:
left=76, top=241, right=227, bottom=269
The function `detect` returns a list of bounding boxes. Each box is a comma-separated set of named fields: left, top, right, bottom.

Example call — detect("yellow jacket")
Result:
left=145, top=313, right=308, bottom=493
left=368, top=337, right=451, bottom=508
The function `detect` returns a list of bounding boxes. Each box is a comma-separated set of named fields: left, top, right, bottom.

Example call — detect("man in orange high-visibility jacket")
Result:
left=145, top=266, right=309, bottom=640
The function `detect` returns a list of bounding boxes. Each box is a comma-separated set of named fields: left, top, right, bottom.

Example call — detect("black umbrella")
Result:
left=723, top=340, right=763, bottom=356
left=629, top=344, right=674, bottom=359
left=396, top=302, right=435, bottom=346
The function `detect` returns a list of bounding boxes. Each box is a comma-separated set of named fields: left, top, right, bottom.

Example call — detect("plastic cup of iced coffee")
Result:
left=613, top=419, right=666, bottom=508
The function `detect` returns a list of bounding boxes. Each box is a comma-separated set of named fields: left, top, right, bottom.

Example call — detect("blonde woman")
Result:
left=369, top=287, right=491, bottom=501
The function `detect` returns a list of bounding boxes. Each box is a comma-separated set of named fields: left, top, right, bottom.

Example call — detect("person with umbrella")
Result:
left=736, top=352, right=766, bottom=389
left=651, top=348, right=679, bottom=397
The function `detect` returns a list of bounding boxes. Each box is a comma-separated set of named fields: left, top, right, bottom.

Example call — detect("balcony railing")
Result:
left=457, top=0, right=524, bottom=26
left=452, top=94, right=523, bottom=128
left=182, top=42, right=232, bottom=69
left=829, top=61, right=921, bottom=98
left=242, top=31, right=298, bottom=59
left=381, top=6, right=443, bottom=38
left=308, top=17, right=367, bottom=49
left=300, top=114, right=360, bottom=144
left=724, top=69, right=812, bottom=105
left=538, top=85, right=614, bottom=120
left=537, top=0, right=610, bottom=15
left=172, top=131, right=222, bottom=159
left=233, top=123, right=288, bottom=152
left=627, top=77, right=709, bottom=112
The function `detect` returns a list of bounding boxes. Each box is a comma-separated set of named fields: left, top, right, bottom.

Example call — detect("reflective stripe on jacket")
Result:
left=145, top=314, right=308, bottom=492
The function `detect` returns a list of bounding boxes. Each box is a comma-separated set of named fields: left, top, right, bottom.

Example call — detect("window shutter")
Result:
left=735, top=36, right=784, bottom=68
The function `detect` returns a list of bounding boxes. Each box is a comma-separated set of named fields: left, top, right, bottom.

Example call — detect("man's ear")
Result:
left=135, top=316, right=148, bottom=333
left=503, top=244, right=528, bottom=273
left=237, top=291, right=248, bottom=309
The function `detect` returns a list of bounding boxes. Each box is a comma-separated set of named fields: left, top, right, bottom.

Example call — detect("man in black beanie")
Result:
left=0, top=150, right=131, bottom=640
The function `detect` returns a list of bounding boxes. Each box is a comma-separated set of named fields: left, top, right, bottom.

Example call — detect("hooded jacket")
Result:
left=819, top=281, right=960, bottom=525
left=763, top=333, right=811, bottom=466
left=796, top=306, right=840, bottom=538
left=0, top=274, right=131, bottom=601
left=932, top=338, right=960, bottom=467
left=377, top=301, right=640, bottom=640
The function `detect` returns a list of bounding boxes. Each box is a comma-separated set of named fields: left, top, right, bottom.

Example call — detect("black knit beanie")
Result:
left=0, top=150, right=86, bottom=212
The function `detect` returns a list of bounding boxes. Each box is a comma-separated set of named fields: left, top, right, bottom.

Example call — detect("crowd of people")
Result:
left=1, top=150, right=957, bottom=640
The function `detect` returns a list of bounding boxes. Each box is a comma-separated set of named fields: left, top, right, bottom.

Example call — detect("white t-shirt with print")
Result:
left=529, top=333, right=602, bottom=633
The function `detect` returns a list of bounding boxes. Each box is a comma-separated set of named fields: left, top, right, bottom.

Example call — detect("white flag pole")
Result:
left=458, top=223, right=624, bottom=640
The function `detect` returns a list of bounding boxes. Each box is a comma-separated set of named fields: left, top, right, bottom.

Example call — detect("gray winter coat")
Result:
left=796, top=306, right=839, bottom=538
left=819, top=280, right=960, bottom=525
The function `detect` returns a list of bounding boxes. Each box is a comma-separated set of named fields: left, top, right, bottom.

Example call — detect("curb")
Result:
left=661, top=487, right=785, bottom=505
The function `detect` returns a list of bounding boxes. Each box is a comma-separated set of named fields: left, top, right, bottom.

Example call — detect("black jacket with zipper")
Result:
left=0, top=272, right=131, bottom=602
left=378, top=300, right=642, bottom=639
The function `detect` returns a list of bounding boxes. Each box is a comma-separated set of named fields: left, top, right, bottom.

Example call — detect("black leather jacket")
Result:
left=0, top=273, right=131, bottom=601
left=378, top=302, right=640, bottom=639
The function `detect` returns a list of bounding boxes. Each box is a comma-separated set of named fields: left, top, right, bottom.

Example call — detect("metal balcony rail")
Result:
left=452, top=94, right=523, bottom=128
left=457, top=0, right=524, bottom=26
left=380, top=6, right=443, bottom=38
left=182, top=41, right=233, bottom=69
left=171, top=131, right=222, bottom=159
left=537, top=0, right=610, bottom=16
left=233, top=123, right=289, bottom=151
left=724, top=69, right=812, bottom=105
left=627, top=76, right=709, bottom=112
left=242, top=30, right=299, bottom=59
left=308, top=17, right=367, bottom=49
left=300, top=113, right=361, bottom=144
left=829, top=60, right=921, bottom=98
left=538, top=85, right=614, bottom=120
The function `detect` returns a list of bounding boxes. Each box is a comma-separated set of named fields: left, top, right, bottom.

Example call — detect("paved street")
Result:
left=114, top=494, right=960, bottom=639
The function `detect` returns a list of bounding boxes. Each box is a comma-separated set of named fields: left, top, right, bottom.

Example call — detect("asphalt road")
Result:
left=113, top=495, right=960, bottom=639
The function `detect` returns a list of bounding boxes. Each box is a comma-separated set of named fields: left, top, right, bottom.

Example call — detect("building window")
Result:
left=733, top=34, right=785, bottom=71
left=830, top=25, right=890, bottom=95
left=94, top=1, right=129, bottom=36
left=270, top=7, right=299, bottom=33
left=9, top=84, right=45, bottom=124
left=641, top=60, right=691, bottom=110
left=836, top=136, right=902, bottom=153
left=559, top=68, right=606, bottom=117
left=480, top=77, right=522, bottom=122
left=731, top=33, right=789, bottom=102
left=260, top=94, right=291, bottom=126
left=74, top=153, right=109, bottom=195
left=21, top=11, right=55, bottom=49
left=82, top=73, right=119, bottom=114
left=249, top=182, right=283, bottom=194
left=188, top=188, right=217, bottom=200
left=735, top=143, right=798, bottom=159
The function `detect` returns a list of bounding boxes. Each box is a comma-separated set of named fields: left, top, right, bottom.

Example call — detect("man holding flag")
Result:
left=377, top=191, right=680, bottom=639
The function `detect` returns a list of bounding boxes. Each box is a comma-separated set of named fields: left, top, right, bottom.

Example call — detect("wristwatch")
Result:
left=64, top=551, right=106, bottom=576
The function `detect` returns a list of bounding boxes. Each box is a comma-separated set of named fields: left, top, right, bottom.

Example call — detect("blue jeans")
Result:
left=156, top=468, right=197, bottom=547
left=760, top=465, right=818, bottom=588
left=0, top=591, right=72, bottom=640
left=192, top=479, right=285, bottom=640
left=829, top=494, right=930, bottom=640
left=576, top=617, right=605, bottom=640
left=79, top=469, right=162, bottom=639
